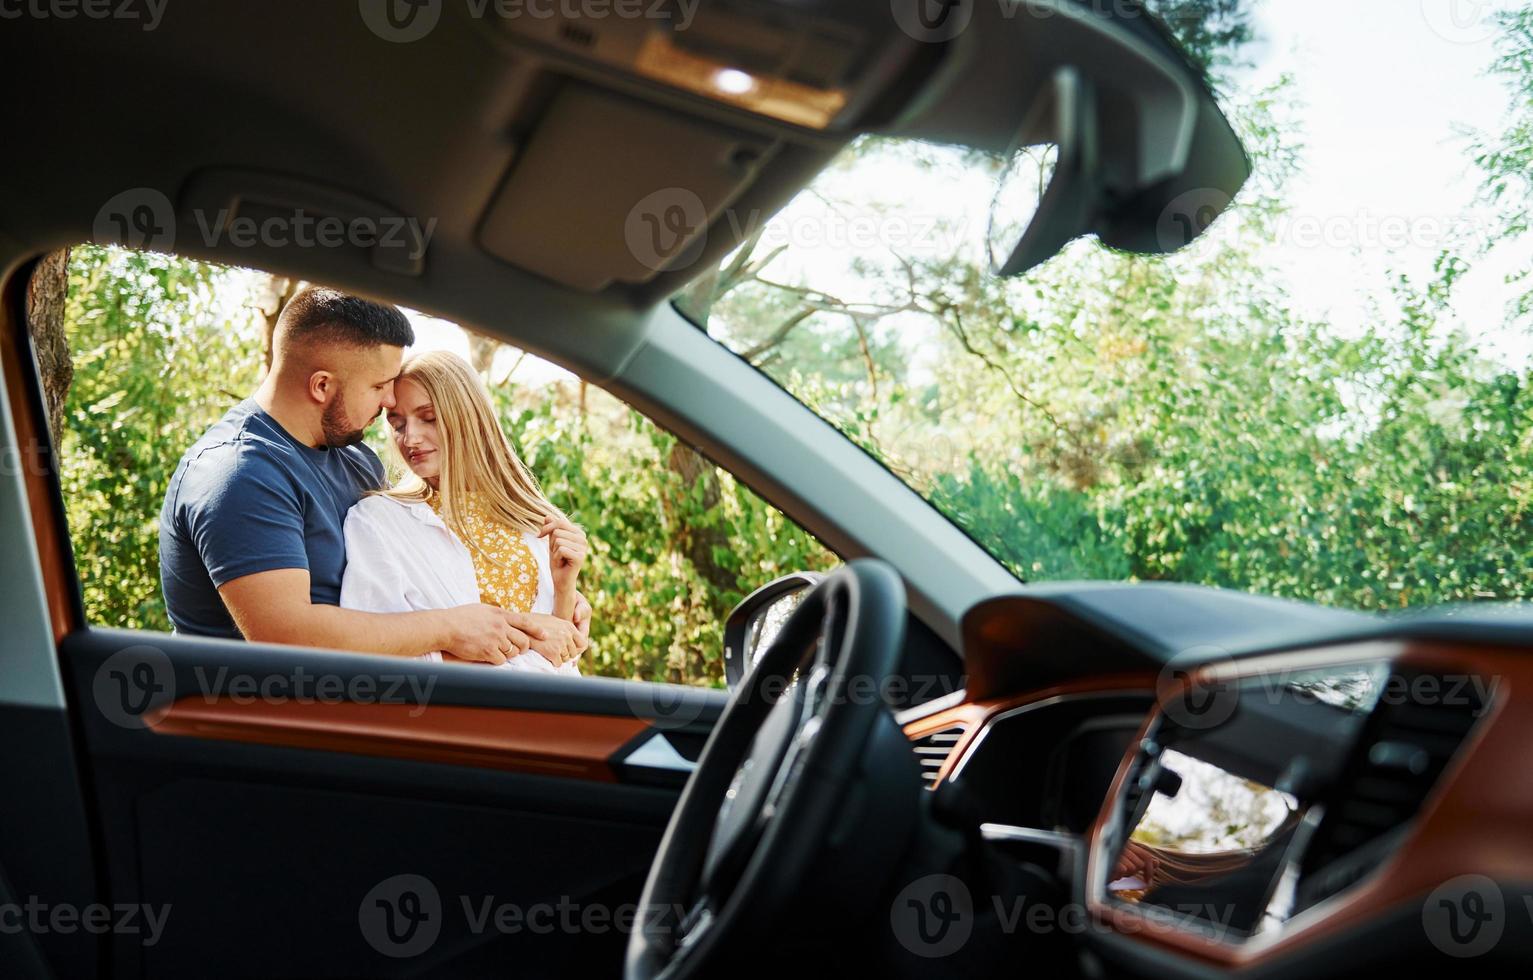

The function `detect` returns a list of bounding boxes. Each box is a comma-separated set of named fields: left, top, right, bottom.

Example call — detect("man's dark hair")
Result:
left=275, top=286, right=414, bottom=353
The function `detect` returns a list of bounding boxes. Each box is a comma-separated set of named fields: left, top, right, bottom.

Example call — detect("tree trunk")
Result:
left=469, top=333, right=501, bottom=378
left=252, top=275, right=299, bottom=375
left=25, top=247, right=73, bottom=442
left=664, top=441, right=737, bottom=602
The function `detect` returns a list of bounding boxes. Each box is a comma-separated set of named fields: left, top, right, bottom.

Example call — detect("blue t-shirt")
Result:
left=159, top=399, right=386, bottom=639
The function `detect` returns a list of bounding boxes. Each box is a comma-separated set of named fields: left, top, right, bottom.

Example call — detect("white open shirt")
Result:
left=339, top=493, right=580, bottom=674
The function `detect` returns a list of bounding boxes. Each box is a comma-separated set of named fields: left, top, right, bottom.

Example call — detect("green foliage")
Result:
left=1473, top=3, right=1533, bottom=326
left=695, top=23, right=1533, bottom=614
left=60, top=246, right=261, bottom=631
left=500, top=387, right=837, bottom=686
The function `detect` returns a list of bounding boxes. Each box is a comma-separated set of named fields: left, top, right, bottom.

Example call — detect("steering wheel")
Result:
left=625, top=559, right=911, bottom=980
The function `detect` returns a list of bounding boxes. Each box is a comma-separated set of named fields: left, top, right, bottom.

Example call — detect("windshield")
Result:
left=677, top=0, right=1533, bottom=612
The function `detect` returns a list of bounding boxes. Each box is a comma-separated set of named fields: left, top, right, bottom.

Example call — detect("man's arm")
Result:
left=219, top=569, right=544, bottom=663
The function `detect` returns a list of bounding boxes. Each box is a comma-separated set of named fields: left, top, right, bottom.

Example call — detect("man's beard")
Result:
left=320, top=398, right=368, bottom=448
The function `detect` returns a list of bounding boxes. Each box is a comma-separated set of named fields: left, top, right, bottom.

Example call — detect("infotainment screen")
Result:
left=1102, top=664, right=1390, bottom=940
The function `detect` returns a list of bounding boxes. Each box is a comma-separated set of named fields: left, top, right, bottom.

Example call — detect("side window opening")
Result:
left=32, top=244, right=838, bottom=686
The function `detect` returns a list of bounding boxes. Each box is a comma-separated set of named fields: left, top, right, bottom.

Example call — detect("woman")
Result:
left=341, top=350, right=590, bottom=673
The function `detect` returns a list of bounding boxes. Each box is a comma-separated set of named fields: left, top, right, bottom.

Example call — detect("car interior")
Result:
left=1, top=1, right=1530, bottom=978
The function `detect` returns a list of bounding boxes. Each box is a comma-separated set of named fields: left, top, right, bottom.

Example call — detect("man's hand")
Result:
left=1112, top=840, right=1160, bottom=884
left=516, top=612, right=583, bottom=668
left=442, top=603, right=540, bottom=665
left=219, top=569, right=541, bottom=661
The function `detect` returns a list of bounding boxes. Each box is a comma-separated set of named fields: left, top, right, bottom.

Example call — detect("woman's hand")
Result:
left=540, top=513, right=589, bottom=594
left=572, top=591, right=592, bottom=646
left=518, top=611, right=585, bottom=669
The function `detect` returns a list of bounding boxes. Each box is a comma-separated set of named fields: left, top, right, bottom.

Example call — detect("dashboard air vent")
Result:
left=1298, top=672, right=1486, bottom=907
left=912, top=725, right=964, bottom=788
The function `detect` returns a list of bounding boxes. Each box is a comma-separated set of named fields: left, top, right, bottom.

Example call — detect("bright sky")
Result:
left=1251, top=0, right=1530, bottom=365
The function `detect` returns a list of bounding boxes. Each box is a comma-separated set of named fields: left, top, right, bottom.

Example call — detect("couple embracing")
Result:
left=159, top=286, right=590, bottom=672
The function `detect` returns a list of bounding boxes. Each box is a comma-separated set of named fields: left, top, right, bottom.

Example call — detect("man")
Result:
left=159, top=285, right=585, bottom=665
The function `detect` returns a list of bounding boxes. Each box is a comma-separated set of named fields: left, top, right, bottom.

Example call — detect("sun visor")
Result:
left=479, top=85, right=775, bottom=292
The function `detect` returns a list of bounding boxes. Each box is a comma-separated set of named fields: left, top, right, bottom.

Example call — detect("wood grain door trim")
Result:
left=150, top=696, right=651, bottom=782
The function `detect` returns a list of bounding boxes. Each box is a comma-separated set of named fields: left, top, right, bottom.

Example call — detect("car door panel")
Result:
left=60, top=628, right=726, bottom=979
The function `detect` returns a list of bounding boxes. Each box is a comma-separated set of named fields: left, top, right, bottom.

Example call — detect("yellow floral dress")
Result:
left=426, top=491, right=539, bottom=614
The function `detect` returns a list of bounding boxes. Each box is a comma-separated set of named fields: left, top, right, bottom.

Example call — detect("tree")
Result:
left=24, top=247, right=73, bottom=440
left=250, top=274, right=299, bottom=375
left=1473, top=4, right=1533, bottom=326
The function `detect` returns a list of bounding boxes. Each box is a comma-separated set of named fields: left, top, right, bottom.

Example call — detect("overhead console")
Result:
left=467, top=0, right=1249, bottom=298
left=476, top=0, right=943, bottom=292
left=491, top=0, right=931, bottom=132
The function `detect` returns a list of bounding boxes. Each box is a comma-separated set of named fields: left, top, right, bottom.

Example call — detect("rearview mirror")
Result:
left=889, top=0, right=1251, bottom=277
left=986, top=67, right=1099, bottom=277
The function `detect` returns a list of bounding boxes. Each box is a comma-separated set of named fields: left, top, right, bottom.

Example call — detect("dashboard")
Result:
left=898, top=586, right=1533, bottom=976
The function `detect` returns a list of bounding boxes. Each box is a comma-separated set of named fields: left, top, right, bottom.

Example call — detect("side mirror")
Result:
left=722, top=572, right=825, bottom=689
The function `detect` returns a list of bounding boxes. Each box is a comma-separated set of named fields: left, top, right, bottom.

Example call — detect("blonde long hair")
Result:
left=381, top=350, right=562, bottom=548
